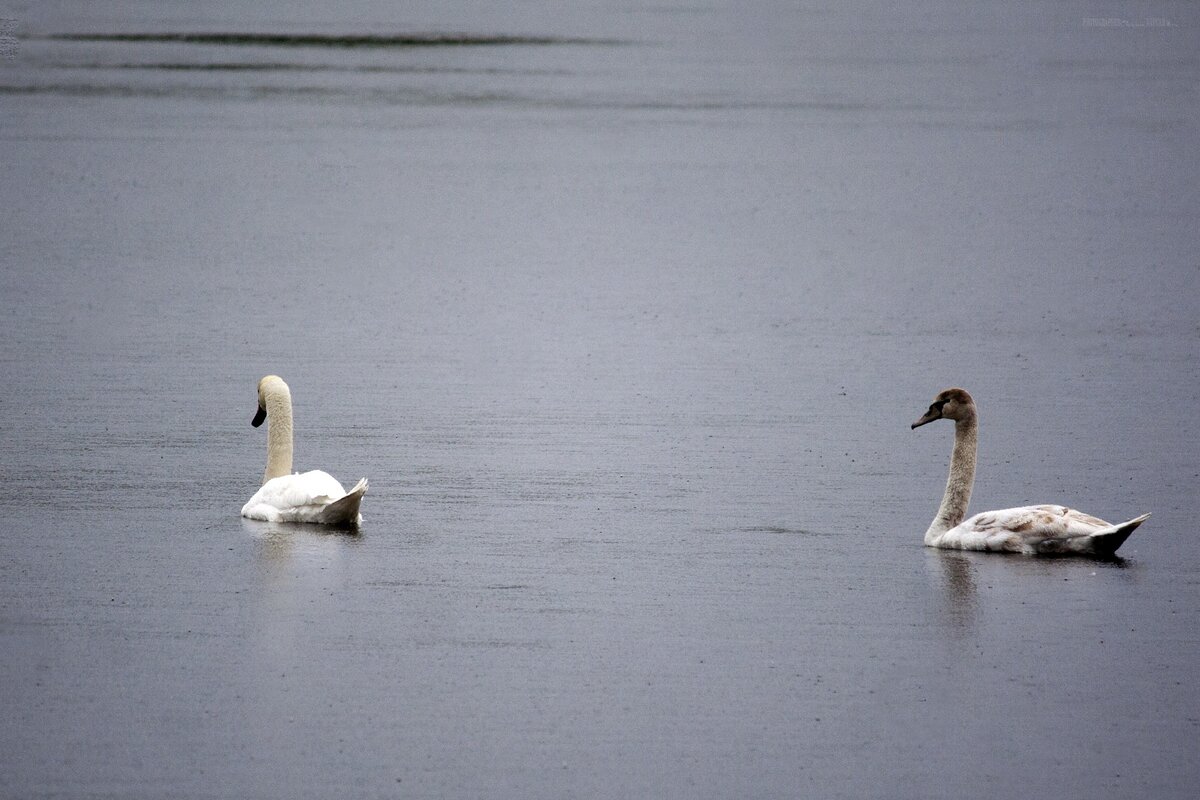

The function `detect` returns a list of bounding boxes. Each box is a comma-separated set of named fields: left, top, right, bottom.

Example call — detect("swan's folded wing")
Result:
left=963, top=505, right=1112, bottom=547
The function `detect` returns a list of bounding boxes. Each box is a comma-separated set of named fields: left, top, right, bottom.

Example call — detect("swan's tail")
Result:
left=1085, top=512, right=1150, bottom=556
left=316, top=478, right=368, bottom=527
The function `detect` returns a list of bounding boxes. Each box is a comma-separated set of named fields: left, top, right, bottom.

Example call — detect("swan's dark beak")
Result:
left=252, top=405, right=266, bottom=427
left=911, top=408, right=940, bottom=429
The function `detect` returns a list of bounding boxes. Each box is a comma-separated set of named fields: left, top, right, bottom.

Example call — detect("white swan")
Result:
left=241, top=375, right=367, bottom=526
left=912, top=388, right=1148, bottom=555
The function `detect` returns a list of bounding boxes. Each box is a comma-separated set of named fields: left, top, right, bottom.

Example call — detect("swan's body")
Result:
left=242, top=472, right=368, bottom=525
left=241, top=375, right=367, bottom=527
left=927, top=504, right=1150, bottom=555
left=913, top=388, right=1147, bottom=556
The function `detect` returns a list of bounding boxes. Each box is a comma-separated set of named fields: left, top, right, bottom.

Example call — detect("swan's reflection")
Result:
left=241, top=517, right=360, bottom=580
left=926, top=546, right=1134, bottom=638
left=927, top=549, right=978, bottom=633
left=241, top=519, right=362, bottom=670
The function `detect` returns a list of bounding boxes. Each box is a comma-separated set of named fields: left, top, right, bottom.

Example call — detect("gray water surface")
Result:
left=2, top=2, right=1198, bottom=798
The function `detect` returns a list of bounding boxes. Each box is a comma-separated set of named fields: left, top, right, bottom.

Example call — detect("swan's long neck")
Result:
left=926, top=413, right=977, bottom=540
left=263, top=386, right=293, bottom=484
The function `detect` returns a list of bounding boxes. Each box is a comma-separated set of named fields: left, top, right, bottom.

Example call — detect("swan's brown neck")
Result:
left=263, top=385, right=294, bottom=484
left=927, top=412, right=977, bottom=538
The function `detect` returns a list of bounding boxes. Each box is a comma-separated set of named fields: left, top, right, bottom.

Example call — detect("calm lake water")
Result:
left=2, top=2, right=1198, bottom=798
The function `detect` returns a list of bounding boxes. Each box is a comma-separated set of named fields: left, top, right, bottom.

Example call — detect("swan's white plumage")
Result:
left=241, top=471, right=367, bottom=525
left=914, top=388, right=1147, bottom=556
left=242, top=375, right=367, bottom=527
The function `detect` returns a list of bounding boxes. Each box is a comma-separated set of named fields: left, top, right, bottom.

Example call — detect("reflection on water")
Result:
left=928, top=550, right=977, bottom=633
left=926, top=546, right=1134, bottom=636
left=242, top=518, right=361, bottom=576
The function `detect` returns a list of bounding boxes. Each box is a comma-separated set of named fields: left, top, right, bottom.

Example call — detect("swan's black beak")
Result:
left=252, top=405, right=266, bottom=427
left=911, top=408, right=940, bottom=429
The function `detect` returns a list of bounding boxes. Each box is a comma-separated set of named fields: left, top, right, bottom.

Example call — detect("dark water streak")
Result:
left=39, top=31, right=626, bottom=48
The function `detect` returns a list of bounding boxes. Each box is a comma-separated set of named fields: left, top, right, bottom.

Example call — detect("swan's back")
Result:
left=241, top=470, right=366, bottom=525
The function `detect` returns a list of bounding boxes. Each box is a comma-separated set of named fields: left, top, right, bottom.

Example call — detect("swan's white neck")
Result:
left=925, top=414, right=977, bottom=542
left=263, top=385, right=293, bottom=484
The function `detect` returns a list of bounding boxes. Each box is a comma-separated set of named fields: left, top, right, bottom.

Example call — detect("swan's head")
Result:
left=912, top=387, right=975, bottom=429
left=252, top=375, right=289, bottom=427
